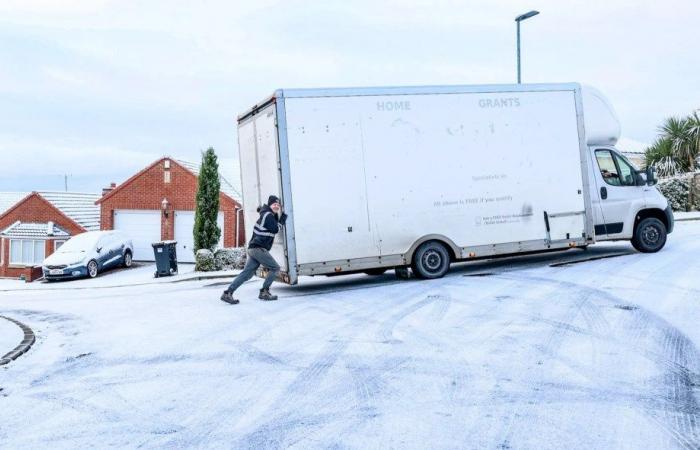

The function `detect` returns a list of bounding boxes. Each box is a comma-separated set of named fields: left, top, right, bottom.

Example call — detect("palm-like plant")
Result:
left=645, top=112, right=700, bottom=176
left=660, top=116, right=696, bottom=171
left=688, top=111, right=700, bottom=169
left=645, top=137, right=685, bottom=177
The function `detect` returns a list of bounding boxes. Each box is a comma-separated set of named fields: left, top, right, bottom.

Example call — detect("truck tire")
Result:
left=412, top=241, right=450, bottom=279
left=364, top=268, right=388, bottom=276
left=631, top=217, right=667, bottom=253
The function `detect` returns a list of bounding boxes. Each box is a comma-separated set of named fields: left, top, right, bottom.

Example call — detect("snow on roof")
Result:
left=37, top=192, right=101, bottom=231
left=176, top=159, right=242, bottom=202
left=617, top=137, right=649, bottom=155
left=0, top=192, right=29, bottom=216
left=1, top=221, right=70, bottom=238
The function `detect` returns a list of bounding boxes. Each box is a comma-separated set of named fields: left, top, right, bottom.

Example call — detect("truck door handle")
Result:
left=600, top=187, right=607, bottom=200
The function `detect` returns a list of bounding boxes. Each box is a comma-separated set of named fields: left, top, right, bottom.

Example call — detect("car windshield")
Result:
left=57, top=233, right=102, bottom=253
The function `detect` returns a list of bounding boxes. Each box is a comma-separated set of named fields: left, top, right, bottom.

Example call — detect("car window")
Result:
left=97, top=235, right=111, bottom=250
left=58, top=233, right=100, bottom=253
left=595, top=150, right=621, bottom=186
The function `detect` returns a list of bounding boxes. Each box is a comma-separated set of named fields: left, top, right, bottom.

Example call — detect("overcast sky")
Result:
left=1, top=0, right=698, bottom=193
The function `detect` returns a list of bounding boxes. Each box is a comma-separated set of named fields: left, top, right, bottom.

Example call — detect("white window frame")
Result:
left=9, top=239, right=46, bottom=266
left=54, top=240, right=67, bottom=251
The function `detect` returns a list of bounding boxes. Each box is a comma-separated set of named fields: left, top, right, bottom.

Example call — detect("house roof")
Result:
left=617, top=137, right=649, bottom=155
left=96, top=156, right=242, bottom=205
left=0, top=192, right=29, bottom=216
left=176, top=159, right=242, bottom=202
left=1, top=221, right=71, bottom=238
left=0, top=191, right=101, bottom=232
left=37, top=192, right=101, bottom=231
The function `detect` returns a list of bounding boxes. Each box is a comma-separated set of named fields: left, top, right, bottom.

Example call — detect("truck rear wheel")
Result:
left=631, top=217, right=667, bottom=253
left=412, top=241, right=450, bottom=279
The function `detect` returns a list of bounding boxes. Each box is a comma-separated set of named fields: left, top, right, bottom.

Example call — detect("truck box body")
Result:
left=238, top=83, right=598, bottom=284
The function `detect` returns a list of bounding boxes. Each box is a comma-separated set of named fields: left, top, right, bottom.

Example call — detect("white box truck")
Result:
left=237, top=83, right=673, bottom=285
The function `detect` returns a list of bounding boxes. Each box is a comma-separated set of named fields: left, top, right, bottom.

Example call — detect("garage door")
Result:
left=113, top=210, right=161, bottom=261
left=174, top=211, right=225, bottom=263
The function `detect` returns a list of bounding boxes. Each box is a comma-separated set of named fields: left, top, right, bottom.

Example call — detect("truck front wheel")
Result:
left=412, top=241, right=450, bottom=279
left=632, top=217, right=667, bottom=253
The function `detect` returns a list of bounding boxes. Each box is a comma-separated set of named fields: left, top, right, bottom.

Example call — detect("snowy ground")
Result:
left=0, top=263, right=215, bottom=291
left=0, top=317, right=22, bottom=359
left=675, top=211, right=700, bottom=221
left=0, top=223, right=699, bottom=449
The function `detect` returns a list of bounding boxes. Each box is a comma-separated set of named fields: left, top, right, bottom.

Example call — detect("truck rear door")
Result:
left=238, top=102, right=289, bottom=273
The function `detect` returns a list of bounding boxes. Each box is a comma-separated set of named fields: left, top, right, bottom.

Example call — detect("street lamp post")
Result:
left=515, top=10, right=540, bottom=84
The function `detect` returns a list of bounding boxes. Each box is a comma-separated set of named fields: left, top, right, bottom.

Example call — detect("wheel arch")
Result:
left=403, top=235, right=460, bottom=263
left=634, top=208, right=670, bottom=232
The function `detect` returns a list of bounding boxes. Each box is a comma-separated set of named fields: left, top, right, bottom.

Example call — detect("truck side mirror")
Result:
left=645, top=166, right=657, bottom=186
left=634, top=171, right=646, bottom=186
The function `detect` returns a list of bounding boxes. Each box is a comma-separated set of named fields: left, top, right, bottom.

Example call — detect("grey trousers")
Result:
left=226, top=247, right=281, bottom=293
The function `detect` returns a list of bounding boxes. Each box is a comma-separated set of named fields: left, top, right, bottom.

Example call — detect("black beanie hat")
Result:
left=267, top=195, right=280, bottom=206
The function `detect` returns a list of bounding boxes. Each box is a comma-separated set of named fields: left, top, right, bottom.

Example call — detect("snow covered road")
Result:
left=1, top=222, right=699, bottom=449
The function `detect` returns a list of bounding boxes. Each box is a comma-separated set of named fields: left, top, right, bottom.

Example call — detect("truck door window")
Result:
left=595, top=150, right=621, bottom=186
left=612, top=152, right=636, bottom=186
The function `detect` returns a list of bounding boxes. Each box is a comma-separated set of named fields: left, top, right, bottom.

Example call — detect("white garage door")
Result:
left=174, top=211, right=225, bottom=263
left=113, top=210, right=161, bottom=261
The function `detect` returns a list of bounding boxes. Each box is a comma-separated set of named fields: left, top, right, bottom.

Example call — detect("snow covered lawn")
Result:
left=0, top=223, right=699, bottom=449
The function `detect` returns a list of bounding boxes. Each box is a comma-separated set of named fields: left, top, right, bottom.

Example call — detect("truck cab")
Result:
left=582, top=86, right=673, bottom=252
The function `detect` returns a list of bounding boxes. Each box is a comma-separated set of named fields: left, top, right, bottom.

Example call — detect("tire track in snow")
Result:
left=495, top=273, right=700, bottom=450
left=162, top=281, right=437, bottom=449
left=230, top=277, right=509, bottom=448
left=489, top=277, right=608, bottom=448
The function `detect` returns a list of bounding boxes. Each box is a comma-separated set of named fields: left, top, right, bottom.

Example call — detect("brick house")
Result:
left=0, top=192, right=101, bottom=281
left=96, top=157, right=244, bottom=262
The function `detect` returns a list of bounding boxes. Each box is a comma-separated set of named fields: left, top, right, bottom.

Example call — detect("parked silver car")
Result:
left=42, top=231, right=134, bottom=280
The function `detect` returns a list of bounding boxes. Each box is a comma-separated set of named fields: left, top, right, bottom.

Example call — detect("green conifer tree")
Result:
left=193, top=147, right=221, bottom=252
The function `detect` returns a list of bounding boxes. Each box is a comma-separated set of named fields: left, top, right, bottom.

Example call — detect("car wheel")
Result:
left=123, top=251, right=133, bottom=268
left=411, top=241, right=451, bottom=279
left=631, top=217, right=667, bottom=253
left=87, top=260, right=99, bottom=278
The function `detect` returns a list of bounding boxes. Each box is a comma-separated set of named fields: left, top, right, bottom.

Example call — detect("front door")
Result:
left=592, top=148, right=645, bottom=237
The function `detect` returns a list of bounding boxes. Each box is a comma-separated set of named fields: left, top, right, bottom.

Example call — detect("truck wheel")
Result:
left=364, top=268, right=388, bottom=276
left=631, top=217, right=667, bottom=253
left=412, top=241, right=450, bottom=279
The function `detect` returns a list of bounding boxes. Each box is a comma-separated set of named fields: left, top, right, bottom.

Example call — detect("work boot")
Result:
left=258, top=288, right=278, bottom=301
left=220, top=290, right=240, bottom=305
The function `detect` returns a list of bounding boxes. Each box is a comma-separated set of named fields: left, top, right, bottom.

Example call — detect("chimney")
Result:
left=102, top=182, right=117, bottom=196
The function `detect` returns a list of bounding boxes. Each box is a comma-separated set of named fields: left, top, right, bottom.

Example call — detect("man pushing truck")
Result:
left=220, top=195, right=287, bottom=305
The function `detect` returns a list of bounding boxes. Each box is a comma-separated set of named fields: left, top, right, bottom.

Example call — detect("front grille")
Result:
left=46, top=265, right=67, bottom=269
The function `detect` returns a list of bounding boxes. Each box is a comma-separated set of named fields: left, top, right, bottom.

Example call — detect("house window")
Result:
left=55, top=240, right=67, bottom=251
left=9, top=239, right=45, bottom=265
